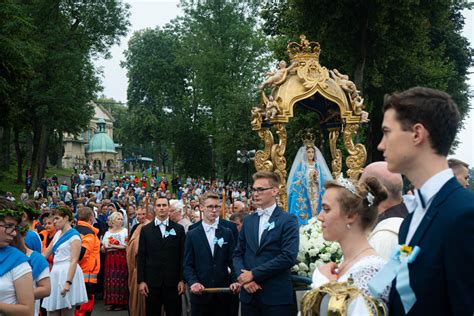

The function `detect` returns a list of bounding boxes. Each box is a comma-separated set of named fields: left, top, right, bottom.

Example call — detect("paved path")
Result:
left=93, top=300, right=128, bottom=316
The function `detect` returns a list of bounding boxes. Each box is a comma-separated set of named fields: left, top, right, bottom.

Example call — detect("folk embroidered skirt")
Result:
left=104, top=249, right=129, bottom=305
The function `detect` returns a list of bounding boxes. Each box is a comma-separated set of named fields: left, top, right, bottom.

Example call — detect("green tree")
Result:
left=0, top=1, right=39, bottom=180
left=122, top=26, right=187, bottom=163
left=123, top=0, right=269, bottom=181
left=177, top=0, right=269, bottom=182
left=261, top=0, right=473, bottom=162
left=20, top=0, right=131, bottom=185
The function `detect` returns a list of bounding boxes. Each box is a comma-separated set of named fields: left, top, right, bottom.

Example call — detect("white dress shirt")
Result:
left=257, top=203, right=276, bottom=244
left=154, top=217, right=169, bottom=237
left=406, top=168, right=454, bottom=244
left=202, top=221, right=218, bottom=256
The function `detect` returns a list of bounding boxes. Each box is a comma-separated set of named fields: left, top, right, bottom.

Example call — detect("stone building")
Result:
left=62, top=102, right=122, bottom=172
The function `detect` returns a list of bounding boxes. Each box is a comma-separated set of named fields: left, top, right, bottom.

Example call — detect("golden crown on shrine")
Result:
left=287, top=34, right=321, bottom=62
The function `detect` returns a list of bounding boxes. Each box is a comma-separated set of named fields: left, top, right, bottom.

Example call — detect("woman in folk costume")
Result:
left=126, top=205, right=150, bottom=316
left=304, top=176, right=390, bottom=315
left=0, top=197, right=35, bottom=315
left=102, top=211, right=129, bottom=311
left=287, top=131, right=333, bottom=225
left=42, top=206, right=88, bottom=315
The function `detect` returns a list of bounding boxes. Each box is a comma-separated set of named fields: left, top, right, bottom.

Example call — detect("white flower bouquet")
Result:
left=292, top=217, right=343, bottom=277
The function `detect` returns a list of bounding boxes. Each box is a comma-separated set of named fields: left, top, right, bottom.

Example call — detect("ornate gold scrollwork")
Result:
left=301, top=279, right=388, bottom=316
left=251, top=106, right=264, bottom=131
left=328, top=128, right=343, bottom=179
left=255, top=129, right=274, bottom=172
left=343, top=123, right=367, bottom=180
left=271, top=123, right=288, bottom=210
left=296, top=60, right=329, bottom=90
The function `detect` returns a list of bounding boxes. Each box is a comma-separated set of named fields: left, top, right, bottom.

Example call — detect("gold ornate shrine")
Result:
left=251, top=35, right=369, bottom=210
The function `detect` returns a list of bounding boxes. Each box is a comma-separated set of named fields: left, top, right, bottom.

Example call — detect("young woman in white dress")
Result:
left=0, top=197, right=35, bottom=316
left=11, top=218, right=51, bottom=316
left=311, top=176, right=390, bottom=315
left=42, top=206, right=88, bottom=315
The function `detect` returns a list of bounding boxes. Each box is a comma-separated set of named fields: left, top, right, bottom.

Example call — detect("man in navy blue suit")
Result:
left=183, top=192, right=240, bottom=316
left=377, top=87, right=474, bottom=315
left=233, top=171, right=299, bottom=316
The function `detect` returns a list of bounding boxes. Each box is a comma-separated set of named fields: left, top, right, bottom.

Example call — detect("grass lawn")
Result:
left=0, top=163, right=73, bottom=197
left=1, top=162, right=175, bottom=197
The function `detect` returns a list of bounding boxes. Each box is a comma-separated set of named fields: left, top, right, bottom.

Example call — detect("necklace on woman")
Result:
left=334, top=246, right=373, bottom=276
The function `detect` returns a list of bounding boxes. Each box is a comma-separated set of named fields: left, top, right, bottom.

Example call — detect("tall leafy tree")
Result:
left=21, top=0, right=130, bottom=185
left=261, top=0, right=473, bottom=162
left=0, top=1, right=39, bottom=177
left=123, top=0, right=269, bottom=181
left=177, top=0, right=269, bottom=181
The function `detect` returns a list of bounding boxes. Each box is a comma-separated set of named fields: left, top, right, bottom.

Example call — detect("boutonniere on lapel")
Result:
left=263, top=221, right=275, bottom=231
left=164, top=228, right=176, bottom=238
left=368, top=244, right=421, bottom=314
left=213, top=237, right=227, bottom=247
left=399, top=244, right=414, bottom=262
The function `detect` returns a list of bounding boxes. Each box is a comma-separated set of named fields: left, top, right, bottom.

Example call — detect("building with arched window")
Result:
left=62, top=102, right=122, bottom=172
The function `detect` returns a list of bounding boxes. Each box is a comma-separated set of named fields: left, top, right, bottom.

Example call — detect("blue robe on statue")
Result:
left=287, top=146, right=332, bottom=225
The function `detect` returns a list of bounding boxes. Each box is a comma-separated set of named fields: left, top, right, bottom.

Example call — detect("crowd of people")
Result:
left=1, top=168, right=253, bottom=316
left=1, top=86, right=473, bottom=316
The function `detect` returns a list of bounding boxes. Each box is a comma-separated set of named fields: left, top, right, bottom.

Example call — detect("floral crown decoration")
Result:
left=336, top=174, right=374, bottom=207
left=54, top=206, right=74, bottom=220
left=0, top=208, right=25, bottom=221
left=18, top=223, right=29, bottom=234
left=16, top=202, right=41, bottom=220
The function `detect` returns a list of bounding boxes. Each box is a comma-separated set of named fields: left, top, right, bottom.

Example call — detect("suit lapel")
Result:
left=197, top=224, right=214, bottom=258
left=250, top=213, right=260, bottom=250
left=408, top=177, right=460, bottom=247
left=153, top=223, right=165, bottom=244
left=162, top=220, right=175, bottom=247
left=257, top=207, right=281, bottom=252
left=213, top=227, right=224, bottom=258
left=162, top=224, right=170, bottom=246
left=398, top=213, right=412, bottom=244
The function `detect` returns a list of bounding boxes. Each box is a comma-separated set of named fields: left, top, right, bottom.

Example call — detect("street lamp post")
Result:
left=236, top=149, right=256, bottom=190
left=208, top=135, right=215, bottom=182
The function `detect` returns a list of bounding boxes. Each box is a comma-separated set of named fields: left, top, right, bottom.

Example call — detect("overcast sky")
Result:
left=94, top=0, right=474, bottom=166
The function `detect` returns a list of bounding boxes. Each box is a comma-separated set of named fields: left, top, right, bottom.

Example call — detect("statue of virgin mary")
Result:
left=287, top=132, right=333, bottom=225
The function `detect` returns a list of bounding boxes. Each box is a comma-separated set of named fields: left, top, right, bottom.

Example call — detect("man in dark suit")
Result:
left=137, top=197, right=186, bottom=316
left=183, top=192, right=240, bottom=316
left=376, top=87, right=474, bottom=315
left=233, top=171, right=299, bottom=316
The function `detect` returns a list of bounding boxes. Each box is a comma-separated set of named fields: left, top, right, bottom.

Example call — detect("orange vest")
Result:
left=76, top=220, right=101, bottom=283
left=32, top=219, right=41, bottom=232
left=39, top=230, right=54, bottom=266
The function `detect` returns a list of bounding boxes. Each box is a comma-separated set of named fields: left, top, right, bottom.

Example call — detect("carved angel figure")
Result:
left=330, top=69, right=359, bottom=98
left=264, top=96, right=281, bottom=120
left=260, top=60, right=297, bottom=90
